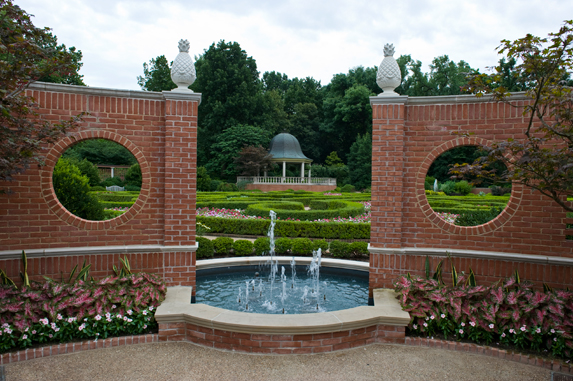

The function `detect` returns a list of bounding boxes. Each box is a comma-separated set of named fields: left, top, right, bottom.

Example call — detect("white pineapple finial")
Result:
left=376, top=42, right=402, bottom=96
left=170, top=39, right=196, bottom=92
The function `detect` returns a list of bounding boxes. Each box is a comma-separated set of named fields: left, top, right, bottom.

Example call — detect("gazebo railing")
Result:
left=237, top=176, right=336, bottom=185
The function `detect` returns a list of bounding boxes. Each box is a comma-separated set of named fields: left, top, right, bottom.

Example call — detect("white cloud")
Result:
left=16, top=0, right=573, bottom=90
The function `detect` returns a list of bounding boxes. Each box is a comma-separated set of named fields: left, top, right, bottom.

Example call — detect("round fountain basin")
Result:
left=197, top=264, right=368, bottom=314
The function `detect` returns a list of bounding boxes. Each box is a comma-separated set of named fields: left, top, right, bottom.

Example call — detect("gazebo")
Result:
left=237, top=132, right=336, bottom=191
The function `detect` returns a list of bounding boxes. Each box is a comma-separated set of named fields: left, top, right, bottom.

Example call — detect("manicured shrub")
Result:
left=424, top=176, right=436, bottom=191
left=74, top=158, right=101, bottom=187
left=274, top=238, right=292, bottom=255
left=455, top=207, right=503, bottom=226
left=197, top=166, right=211, bottom=192
left=90, top=185, right=106, bottom=191
left=125, top=163, right=142, bottom=187
left=100, top=176, right=125, bottom=187
left=210, top=179, right=223, bottom=192
left=312, top=239, right=329, bottom=253
left=217, top=182, right=239, bottom=192
left=439, top=181, right=456, bottom=195
left=52, top=158, right=105, bottom=220
left=291, top=238, right=313, bottom=256
left=454, top=180, right=473, bottom=196
left=196, top=237, right=214, bottom=259
left=254, top=236, right=270, bottom=256
left=213, top=237, right=234, bottom=255
left=341, top=184, right=356, bottom=193
left=124, top=185, right=141, bottom=192
left=329, top=240, right=351, bottom=258
left=233, top=240, right=254, bottom=256
left=349, top=242, right=369, bottom=257
left=196, top=216, right=371, bottom=240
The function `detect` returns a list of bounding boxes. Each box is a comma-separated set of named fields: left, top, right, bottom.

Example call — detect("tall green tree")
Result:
left=347, top=133, right=372, bottom=190
left=137, top=55, right=176, bottom=91
left=62, top=139, right=136, bottom=165
left=191, top=40, right=262, bottom=166
left=205, top=124, right=270, bottom=181
left=37, top=32, right=85, bottom=85
left=0, top=0, right=83, bottom=183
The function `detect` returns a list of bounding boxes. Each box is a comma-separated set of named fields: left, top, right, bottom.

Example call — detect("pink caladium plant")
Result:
left=394, top=274, right=573, bottom=360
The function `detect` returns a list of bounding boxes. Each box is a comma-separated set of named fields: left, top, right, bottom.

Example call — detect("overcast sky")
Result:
left=16, top=0, right=573, bottom=91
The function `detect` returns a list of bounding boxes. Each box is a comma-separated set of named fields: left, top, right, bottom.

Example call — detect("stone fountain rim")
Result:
left=155, top=257, right=409, bottom=335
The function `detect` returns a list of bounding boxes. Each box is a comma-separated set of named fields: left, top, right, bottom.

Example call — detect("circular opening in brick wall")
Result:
left=417, top=138, right=522, bottom=235
left=41, top=131, right=150, bottom=230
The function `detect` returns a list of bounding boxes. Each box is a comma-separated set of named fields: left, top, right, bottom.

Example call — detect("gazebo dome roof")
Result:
left=268, top=132, right=312, bottom=162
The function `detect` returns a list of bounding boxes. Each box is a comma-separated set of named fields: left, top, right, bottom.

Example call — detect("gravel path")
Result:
left=4, top=342, right=551, bottom=381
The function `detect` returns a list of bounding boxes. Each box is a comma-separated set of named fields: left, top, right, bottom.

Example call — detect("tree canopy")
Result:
left=0, top=0, right=84, bottom=184
left=137, top=55, right=175, bottom=92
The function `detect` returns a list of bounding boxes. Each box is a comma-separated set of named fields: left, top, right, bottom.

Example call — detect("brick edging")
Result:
left=405, top=336, right=572, bottom=375
left=0, top=334, right=158, bottom=365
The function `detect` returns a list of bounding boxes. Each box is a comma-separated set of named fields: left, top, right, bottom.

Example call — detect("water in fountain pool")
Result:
left=196, top=264, right=368, bottom=314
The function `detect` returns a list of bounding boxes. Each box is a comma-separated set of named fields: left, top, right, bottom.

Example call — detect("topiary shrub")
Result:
left=196, top=237, right=214, bottom=259
left=439, top=181, right=456, bottom=195
left=291, top=238, right=313, bottom=256
left=312, top=239, right=329, bottom=253
left=197, top=166, right=212, bottom=192
left=124, top=185, right=141, bottom=192
left=329, top=240, right=351, bottom=258
left=454, top=180, right=473, bottom=196
left=217, top=182, right=239, bottom=192
left=348, top=242, right=369, bottom=257
left=455, top=207, right=503, bottom=226
left=233, top=240, right=254, bottom=256
left=100, top=176, right=125, bottom=187
left=210, top=179, right=223, bottom=192
left=52, top=158, right=105, bottom=220
left=90, top=186, right=106, bottom=192
left=125, top=163, right=142, bottom=188
left=213, top=237, right=234, bottom=255
left=340, top=184, right=356, bottom=193
left=254, top=236, right=270, bottom=256
left=74, top=158, right=101, bottom=187
left=274, top=237, right=292, bottom=255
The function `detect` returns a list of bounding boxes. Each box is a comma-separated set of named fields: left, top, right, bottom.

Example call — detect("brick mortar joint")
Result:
left=0, top=333, right=158, bottom=365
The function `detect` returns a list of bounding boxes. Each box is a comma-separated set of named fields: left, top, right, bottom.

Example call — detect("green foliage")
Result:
left=90, top=186, right=106, bottom=191
left=454, top=180, right=473, bottom=196
left=312, top=239, right=329, bottom=253
left=490, top=186, right=512, bottom=196
left=232, top=239, right=254, bottom=256
left=291, top=238, right=313, bottom=256
left=347, top=133, right=372, bottom=190
left=210, top=179, right=223, bottom=192
left=124, top=185, right=141, bottom=192
left=439, top=181, right=456, bottom=195
left=348, top=242, right=369, bottom=257
left=245, top=200, right=364, bottom=221
left=424, top=176, right=436, bottom=191
left=340, top=184, right=356, bottom=193
left=395, top=54, right=476, bottom=96
left=216, top=182, right=239, bottom=192
left=125, top=163, right=142, bottom=187
left=137, top=55, right=176, bottom=91
left=329, top=240, right=351, bottom=258
left=206, top=125, right=270, bottom=181
left=192, top=40, right=262, bottom=167
left=325, top=151, right=344, bottom=167
left=196, top=237, right=214, bottom=259
left=274, top=238, right=292, bottom=255
left=73, top=158, right=100, bottom=187
left=197, top=216, right=370, bottom=239
left=52, top=158, right=104, bottom=220
left=213, top=237, right=234, bottom=255
left=462, top=21, right=573, bottom=212
left=455, top=207, right=503, bottom=226
left=0, top=1, right=84, bottom=182
left=197, top=166, right=211, bottom=192
left=254, top=236, right=270, bottom=256
left=63, top=139, right=136, bottom=166
left=100, top=176, right=125, bottom=187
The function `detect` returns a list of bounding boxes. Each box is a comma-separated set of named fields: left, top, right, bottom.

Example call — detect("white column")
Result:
left=264, top=170, right=267, bottom=178
left=309, top=167, right=311, bottom=183
left=282, top=161, right=286, bottom=177
left=111, top=167, right=114, bottom=178
left=300, top=162, right=305, bottom=179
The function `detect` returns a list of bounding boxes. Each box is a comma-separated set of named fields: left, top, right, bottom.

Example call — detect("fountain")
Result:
left=196, top=210, right=368, bottom=314
left=155, top=209, right=410, bottom=354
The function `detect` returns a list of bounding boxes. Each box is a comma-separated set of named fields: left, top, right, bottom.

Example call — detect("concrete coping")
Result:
left=155, top=286, right=410, bottom=335
left=197, top=256, right=369, bottom=272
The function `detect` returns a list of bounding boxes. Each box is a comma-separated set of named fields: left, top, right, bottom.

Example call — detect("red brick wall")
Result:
left=158, top=322, right=405, bottom=354
left=0, top=83, right=199, bottom=288
left=369, top=95, right=573, bottom=293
